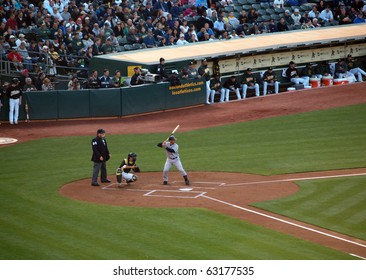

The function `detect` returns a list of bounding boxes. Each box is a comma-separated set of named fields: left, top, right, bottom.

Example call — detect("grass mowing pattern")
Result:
left=252, top=176, right=366, bottom=240
left=1, top=103, right=365, bottom=259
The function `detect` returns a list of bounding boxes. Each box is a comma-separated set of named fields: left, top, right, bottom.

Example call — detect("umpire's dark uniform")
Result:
left=91, top=129, right=110, bottom=186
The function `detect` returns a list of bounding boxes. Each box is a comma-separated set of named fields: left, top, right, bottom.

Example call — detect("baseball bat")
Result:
left=25, top=102, right=30, bottom=122
left=166, top=125, right=180, bottom=140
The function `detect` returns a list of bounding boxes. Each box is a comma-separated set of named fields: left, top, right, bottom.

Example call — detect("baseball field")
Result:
left=0, top=83, right=366, bottom=260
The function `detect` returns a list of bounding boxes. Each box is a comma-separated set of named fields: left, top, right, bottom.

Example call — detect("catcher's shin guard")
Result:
left=127, top=174, right=138, bottom=183
left=116, top=168, right=122, bottom=186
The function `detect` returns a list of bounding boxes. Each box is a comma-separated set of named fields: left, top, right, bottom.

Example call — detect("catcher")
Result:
left=116, top=152, right=140, bottom=187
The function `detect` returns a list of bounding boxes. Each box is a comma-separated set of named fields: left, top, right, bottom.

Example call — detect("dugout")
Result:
left=89, top=25, right=366, bottom=79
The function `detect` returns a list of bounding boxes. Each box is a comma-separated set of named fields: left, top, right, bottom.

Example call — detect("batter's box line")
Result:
left=144, top=189, right=207, bottom=199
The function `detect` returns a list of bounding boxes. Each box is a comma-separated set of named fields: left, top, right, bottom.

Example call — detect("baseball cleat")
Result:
left=163, top=181, right=168, bottom=185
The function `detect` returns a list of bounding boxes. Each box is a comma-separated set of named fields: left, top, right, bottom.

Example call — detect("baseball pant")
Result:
left=223, top=88, right=241, bottom=101
left=349, top=68, right=366, bottom=82
left=163, top=158, right=187, bottom=182
left=206, top=81, right=211, bottom=104
left=263, top=81, right=280, bottom=95
left=291, top=77, right=310, bottom=86
left=122, top=172, right=135, bottom=181
left=92, top=161, right=107, bottom=184
left=9, top=98, right=20, bottom=124
left=242, top=84, right=260, bottom=98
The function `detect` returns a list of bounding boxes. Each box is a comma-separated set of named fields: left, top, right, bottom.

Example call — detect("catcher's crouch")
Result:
left=116, top=152, right=140, bottom=187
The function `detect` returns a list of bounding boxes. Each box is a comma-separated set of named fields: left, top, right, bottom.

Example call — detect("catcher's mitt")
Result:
left=133, top=166, right=141, bottom=172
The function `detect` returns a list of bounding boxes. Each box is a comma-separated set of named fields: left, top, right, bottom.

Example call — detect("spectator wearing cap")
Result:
left=17, top=42, right=33, bottom=71
left=143, top=29, right=158, bottom=48
left=301, top=62, right=317, bottom=79
left=262, top=67, right=280, bottom=95
left=284, top=10, right=295, bottom=28
left=37, top=21, right=51, bottom=40
left=319, top=6, right=335, bottom=26
left=291, top=8, right=302, bottom=27
left=285, top=61, right=310, bottom=86
left=101, top=37, right=114, bottom=54
left=176, top=33, right=189, bottom=45
left=71, top=32, right=85, bottom=55
left=8, top=35, right=17, bottom=48
left=241, top=68, right=260, bottom=98
left=113, top=20, right=124, bottom=38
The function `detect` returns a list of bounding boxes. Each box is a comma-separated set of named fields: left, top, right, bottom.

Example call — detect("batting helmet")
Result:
left=168, top=135, right=176, bottom=141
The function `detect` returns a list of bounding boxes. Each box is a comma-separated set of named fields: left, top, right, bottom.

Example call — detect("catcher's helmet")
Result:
left=168, top=135, right=176, bottom=141
left=128, top=152, right=137, bottom=158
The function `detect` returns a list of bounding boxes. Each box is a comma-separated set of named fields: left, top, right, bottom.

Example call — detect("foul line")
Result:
left=202, top=194, right=366, bottom=250
left=225, top=172, right=366, bottom=186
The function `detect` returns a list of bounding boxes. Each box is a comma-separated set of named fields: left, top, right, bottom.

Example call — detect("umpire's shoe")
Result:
left=163, top=181, right=168, bottom=185
left=91, top=183, right=100, bottom=187
left=101, top=179, right=111, bottom=183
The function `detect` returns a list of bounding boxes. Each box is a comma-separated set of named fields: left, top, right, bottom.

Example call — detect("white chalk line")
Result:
left=225, top=172, right=366, bottom=187
left=144, top=189, right=206, bottom=199
left=202, top=194, right=366, bottom=251
left=349, top=253, right=366, bottom=260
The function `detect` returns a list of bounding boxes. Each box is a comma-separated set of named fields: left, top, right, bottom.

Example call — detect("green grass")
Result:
left=1, top=103, right=366, bottom=259
left=253, top=176, right=366, bottom=240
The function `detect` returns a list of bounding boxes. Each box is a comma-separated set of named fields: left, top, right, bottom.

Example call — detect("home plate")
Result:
left=179, top=187, right=193, bottom=191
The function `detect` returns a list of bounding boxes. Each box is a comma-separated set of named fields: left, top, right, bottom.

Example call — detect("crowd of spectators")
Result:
left=0, top=0, right=366, bottom=92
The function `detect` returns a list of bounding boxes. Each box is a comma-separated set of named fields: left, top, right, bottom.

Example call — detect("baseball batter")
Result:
left=116, top=152, right=140, bottom=187
left=157, top=135, right=190, bottom=185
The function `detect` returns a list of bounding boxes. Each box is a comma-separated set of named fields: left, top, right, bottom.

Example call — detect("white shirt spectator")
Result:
left=319, top=8, right=334, bottom=22
left=273, top=0, right=285, bottom=9
left=291, top=9, right=302, bottom=26
left=176, top=34, right=189, bottom=45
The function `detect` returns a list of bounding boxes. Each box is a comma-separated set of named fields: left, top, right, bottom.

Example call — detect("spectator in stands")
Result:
left=144, top=29, right=158, bottom=48
left=176, top=33, right=189, bottom=45
left=8, top=47, right=23, bottom=72
left=241, top=68, right=260, bottom=98
left=99, top=69, right=112, bottom=88
left=130, top=67, right=145, bottom=86
left=213, top=15, right=226, bottom=37
left=351, top=0, right=365, bottom=12
left=17, top=42, right=33, bottom=71
left=236, top=23, right=250, bottom=37
left=101, top=37, right=114, bottom=54
left=87, top=70, right=100, bottom=89
left=319, top=6, right=335, bottom=26
left=284, top=10, right=295, bottom=28
left=68, top=75, right=81, bottom=90
left=277, top=17, right=289, bottom=32
left=196, top=9, right=214, bottom=31
left=228, top=12, right=240, bottom=29
left=346, top=54, right=366, bottom=82
left=309, top=5, right=319, bottom=19
left=223, top=75, right=241, bottom=102
left=35, top=72, right=46, bottom=91
left=262, top=67, right=280, bottom=95
left=259, top=20, right=270, bottom=33
left=273, top=0, right=285, bottom=9
left=23, top=77, right=37, bottom=92
left=42, top=77, right=54, bottom=91
left=353, top=11, right=365, bottom=23
left=301, top=18, right=315, bottom=29
left=111, top=70, right=127, bottom=87
left=209, top=73, right=225, bottom=103
left=335, top=3, right=353, bottom=25
left=247, top=8, right=259, bottom=24
left=0, top=36, right=10, bottom=60
left=286, top=61, right=310, bottom=86
left=291, top=8, right=302, bottom=28
left=268, top=19, right=278, bottom=33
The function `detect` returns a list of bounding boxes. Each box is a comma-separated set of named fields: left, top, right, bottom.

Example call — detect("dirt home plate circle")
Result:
left=0, top=137, right=18, bottom=145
